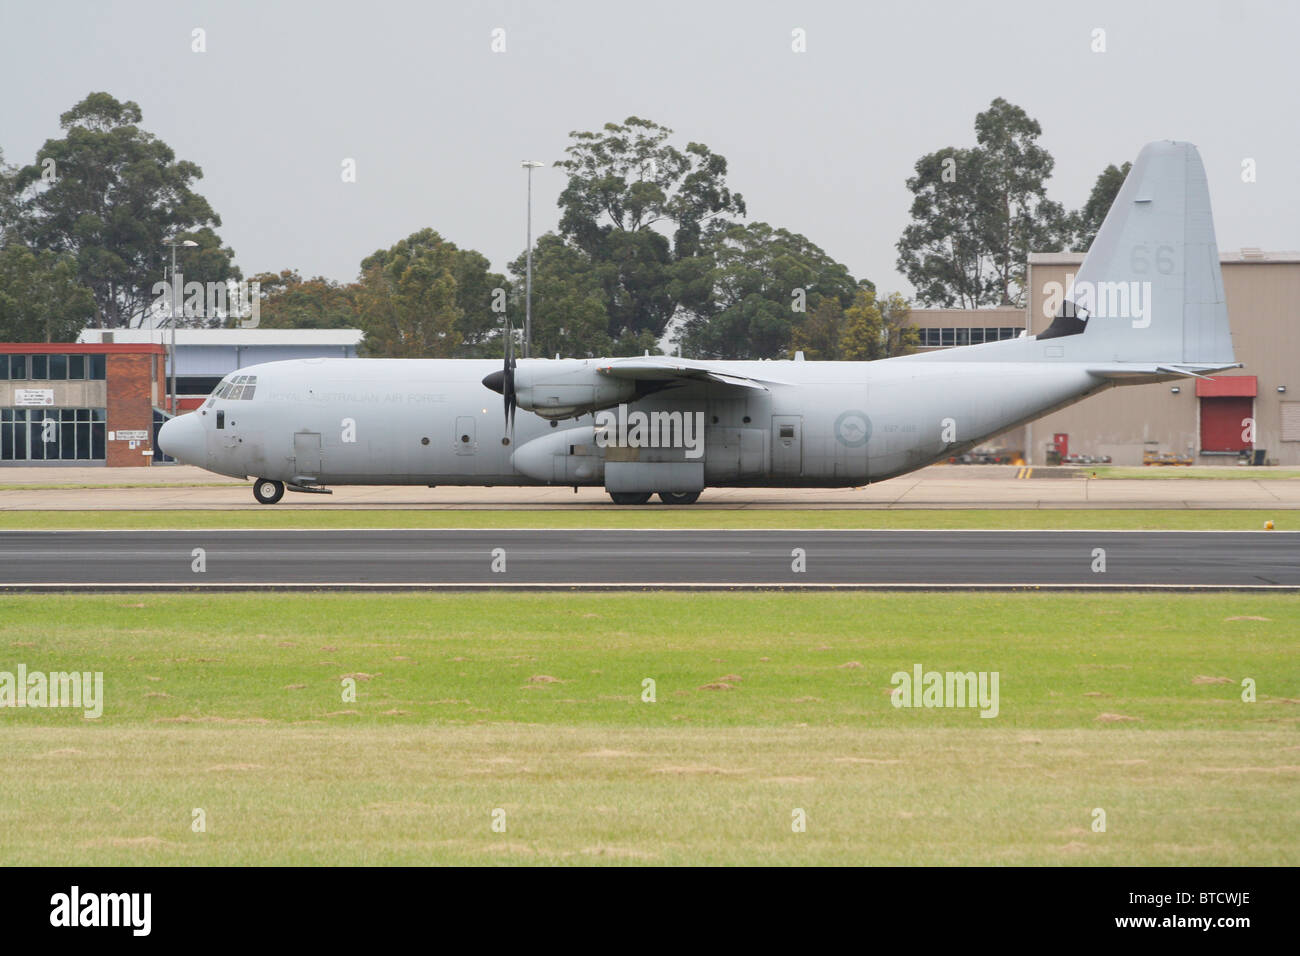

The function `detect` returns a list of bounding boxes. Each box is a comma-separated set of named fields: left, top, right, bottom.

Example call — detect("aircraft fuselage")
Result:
left=160, top=353, right=1109, bottom=489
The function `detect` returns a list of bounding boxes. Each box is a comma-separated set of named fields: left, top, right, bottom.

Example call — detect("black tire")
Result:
left=609, top=491, right=652, bottom=505
left=658, top=491, right=701, bottom=505
left=253, top=478, right=285, bottom=505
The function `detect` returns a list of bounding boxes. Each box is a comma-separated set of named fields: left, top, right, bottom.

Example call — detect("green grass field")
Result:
left=0, top=508, right=1291, bottom=531
left=1, top=592, right=1295, bottom=865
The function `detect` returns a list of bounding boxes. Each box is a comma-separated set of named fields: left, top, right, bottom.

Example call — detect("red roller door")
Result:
left=1200, top=396, right=1253, bottom=452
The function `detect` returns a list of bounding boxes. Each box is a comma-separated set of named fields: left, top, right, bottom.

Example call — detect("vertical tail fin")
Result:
left=1039, top=141, right=1235, bottom=367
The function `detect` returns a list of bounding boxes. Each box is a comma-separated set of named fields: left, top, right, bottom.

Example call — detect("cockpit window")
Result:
left=211, top=374, right=257, bottom=401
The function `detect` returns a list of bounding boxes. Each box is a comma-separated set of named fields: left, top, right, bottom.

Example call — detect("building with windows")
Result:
left=1, top=343, right=166, bottom=466
left=912, top=312, right=1027, bottom=349
left=77, top=328, right=363, bottom=411
left=908, top=251, right=1300, bottom=466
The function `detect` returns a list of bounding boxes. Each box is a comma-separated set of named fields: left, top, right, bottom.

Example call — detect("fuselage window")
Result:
left=212, top=375, right=257, bottom=401
left=216, top=411, right=225, bottom=430
left=209, top=375, right=257, bottom=402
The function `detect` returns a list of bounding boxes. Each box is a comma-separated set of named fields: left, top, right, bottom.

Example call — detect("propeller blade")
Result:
left=504, top=318, right=517, bottom=438
left=481, top=318, right=518, bottom=441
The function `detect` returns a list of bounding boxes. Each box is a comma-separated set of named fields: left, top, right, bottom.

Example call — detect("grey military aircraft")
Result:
left=159, top=140, right=1238, bottom=505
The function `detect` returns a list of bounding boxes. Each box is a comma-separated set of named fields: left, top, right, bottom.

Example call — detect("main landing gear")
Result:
left=658, top=491, right=700, bottom=505
left=253, top=478, right=285, bottom=505
left=607, top=491, right=702, bottom=505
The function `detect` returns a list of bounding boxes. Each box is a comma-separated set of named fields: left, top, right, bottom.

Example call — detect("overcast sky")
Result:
left=2, top=0, right=1296, bottom=300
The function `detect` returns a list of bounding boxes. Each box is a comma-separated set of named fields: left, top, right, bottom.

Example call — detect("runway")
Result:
left=1, top=529, right=1296, bottom=590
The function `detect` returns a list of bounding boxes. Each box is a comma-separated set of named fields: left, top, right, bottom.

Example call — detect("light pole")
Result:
left=165, top=238, right=199, bottom=414
left=521, top=160, right=543, bottom=359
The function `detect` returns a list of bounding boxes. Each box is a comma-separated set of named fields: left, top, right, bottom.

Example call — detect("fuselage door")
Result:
left=293, top=431, right=322, bottom=479
left=454, top=416, right=477, bottom=456
left=771, top=415, right=802, bottom=477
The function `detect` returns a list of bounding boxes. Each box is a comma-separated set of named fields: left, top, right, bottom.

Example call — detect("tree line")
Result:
left=1, top=94, right=1129, bottom=357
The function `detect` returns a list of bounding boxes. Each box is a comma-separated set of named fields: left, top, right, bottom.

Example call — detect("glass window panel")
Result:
left=11, top=355, right=27, bottom=378
left=30, top=355, right=46, bottom=379
left=0, top=358, right=7, bottom=381
left=60, top=422, right=75, bottom=459
left=89, top=354, right=106, bottom=379
left=29, top=417, right=46, bottom=459
left=955, top=328, right=970, bottom=346
left=75, top=422, right=90, bottom=458
left=970, top=328, right=985, bottom=344
left=48, top=354, right=67, bottom=379
left=941, top=328, right=955, bottom=346
left=91, top=421, right=105, bottom=460
left=243, top=385, right=256, bottom=400
left=68, top=354, right=86, bottom=379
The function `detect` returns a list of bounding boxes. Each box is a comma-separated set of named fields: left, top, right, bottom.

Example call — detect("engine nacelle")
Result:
left=513, top=361, right=636, bottom=420
left=511, top=425, right=605, bottom=484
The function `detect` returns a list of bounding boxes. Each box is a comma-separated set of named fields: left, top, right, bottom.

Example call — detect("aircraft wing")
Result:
left=596, top=357, right=787, bottom=391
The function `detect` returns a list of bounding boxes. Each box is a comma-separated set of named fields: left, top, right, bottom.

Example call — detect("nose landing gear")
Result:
left=253, top=478, right=285, bottom=505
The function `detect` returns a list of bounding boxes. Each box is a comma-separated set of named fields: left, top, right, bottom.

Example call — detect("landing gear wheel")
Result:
left=253, top=478, right=285, bottom=505
left=609, top=491, right=652, bottom=505
left=658, top=491, right=701, bottom=505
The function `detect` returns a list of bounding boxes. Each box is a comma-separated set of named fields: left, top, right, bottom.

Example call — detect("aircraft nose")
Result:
left=157, top=412, right=204, bottom=464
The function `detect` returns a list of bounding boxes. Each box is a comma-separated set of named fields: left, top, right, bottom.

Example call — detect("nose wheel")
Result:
left=253, top=478, right=285, bottom=505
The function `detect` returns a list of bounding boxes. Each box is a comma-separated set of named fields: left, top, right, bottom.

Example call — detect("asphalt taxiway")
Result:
left=2, top=464, right=1299, bottom=510
left=1, top=529, right=1295, bottom=590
